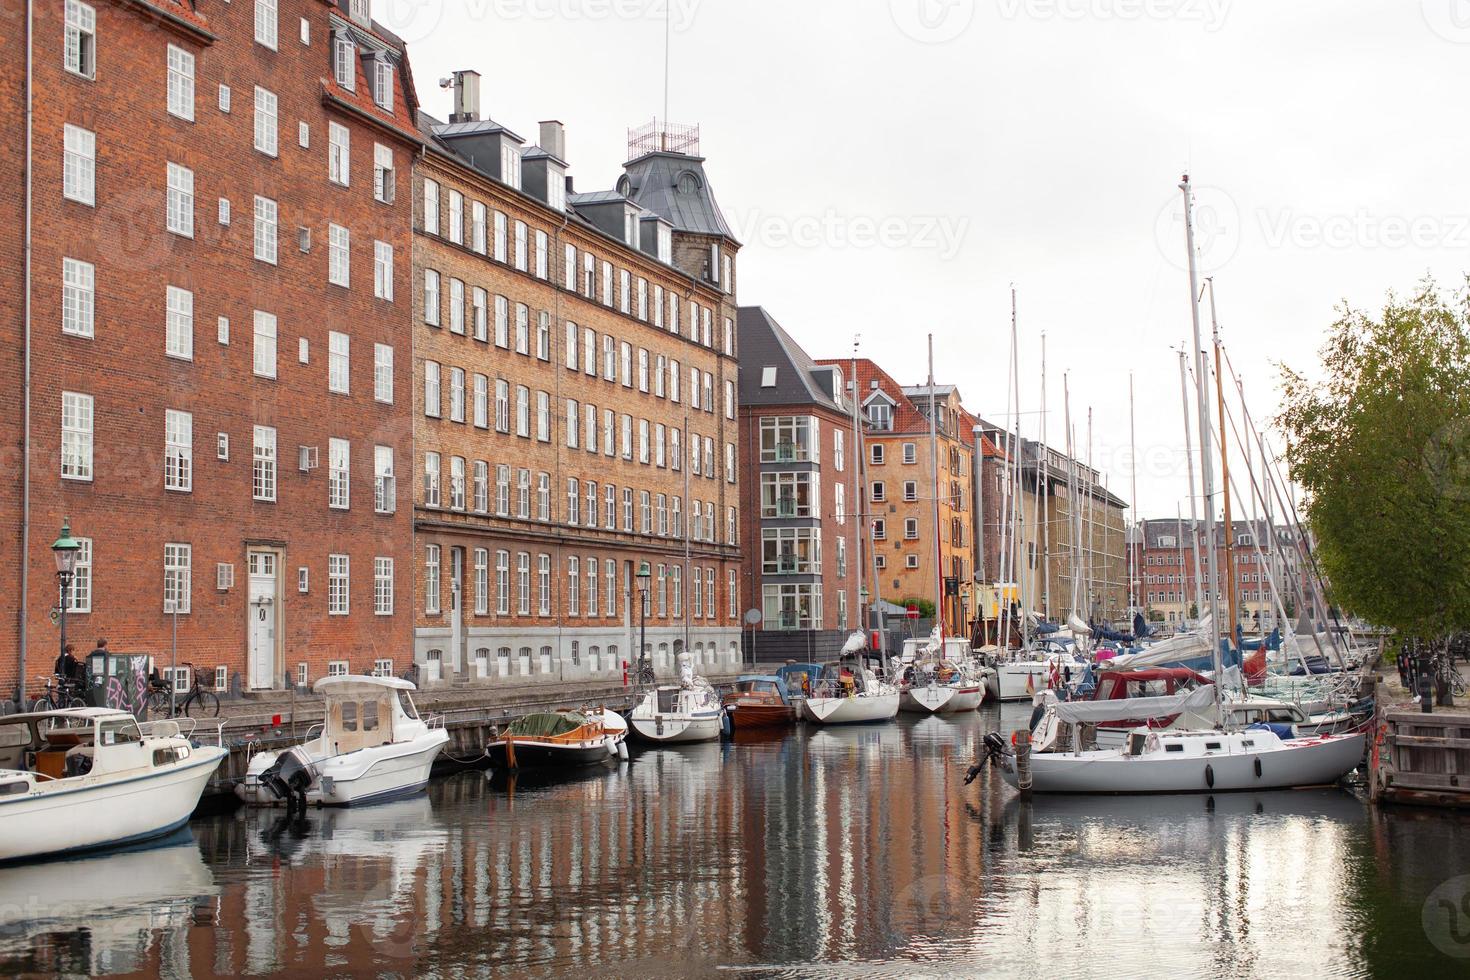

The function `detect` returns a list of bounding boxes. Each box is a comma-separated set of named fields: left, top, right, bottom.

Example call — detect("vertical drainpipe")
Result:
left=18, top=0, right=35, bottom=708
left=971, top=426, right=985, bottom=582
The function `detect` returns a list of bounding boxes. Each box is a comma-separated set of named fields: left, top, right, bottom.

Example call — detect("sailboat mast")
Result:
left=1180, top=175, right=1225, bottom=717
left=928, top=334, right=944, bottom=641
left=1178, top=350, right=1205, bottom=621
left=1128, top=374, right=1138, bottom=618
left=1040, top=332, right=1051, bottom=620
left=1063, top=374, right=1080, bottom=617
left=850, top=338, right=865, bottom=647
left=1010, top=288, right=1029, bottom=650
left=1207, top=280, right=1238, bottom=636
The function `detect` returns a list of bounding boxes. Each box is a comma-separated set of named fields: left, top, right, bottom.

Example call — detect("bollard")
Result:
left=1014, top=728, right=1033, bottom=795
left=1419, top=668, right=1435, bottom=714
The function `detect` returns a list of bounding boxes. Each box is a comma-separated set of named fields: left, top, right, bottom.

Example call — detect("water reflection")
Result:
left=0, top=709, right=1465, bottom=977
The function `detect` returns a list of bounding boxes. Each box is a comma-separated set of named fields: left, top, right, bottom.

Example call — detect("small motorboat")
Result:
left=722, top=675, right=797, bottom=732
left=631, top=652, right=726, bottom=743
left=238, top=675, right=448, bottom=808
left=0, top=708, right=226, bottom=863
left=487, top=708, right=627, bottom=770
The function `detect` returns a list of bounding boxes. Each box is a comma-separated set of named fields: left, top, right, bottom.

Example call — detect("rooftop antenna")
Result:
left=662, top=2, right=671, bottom=150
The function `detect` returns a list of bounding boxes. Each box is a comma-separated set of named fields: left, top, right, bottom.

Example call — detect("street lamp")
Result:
left=51, top=521, right=81, bottom=698
left=635, top=561, right=652, bottom=686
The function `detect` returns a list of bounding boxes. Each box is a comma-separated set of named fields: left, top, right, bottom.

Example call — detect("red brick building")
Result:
left=2, top=0, right=420, bottom=702
left=409, top=83, right=744, bottom=685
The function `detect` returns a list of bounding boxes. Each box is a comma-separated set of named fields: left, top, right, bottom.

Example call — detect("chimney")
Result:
left=448, top=70, right=481, bottom=124
left=539, top=120, right=566, bottom=162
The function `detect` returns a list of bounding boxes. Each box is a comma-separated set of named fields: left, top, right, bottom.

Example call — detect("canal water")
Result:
left=1, top=705, right=1467, bottom=978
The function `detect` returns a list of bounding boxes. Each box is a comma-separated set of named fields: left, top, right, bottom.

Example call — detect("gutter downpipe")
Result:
left=18, top=0, right=34, bottom=709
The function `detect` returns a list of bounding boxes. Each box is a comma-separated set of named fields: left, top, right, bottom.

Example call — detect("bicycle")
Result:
left=145, top=662, right=221, bottom=718
left=634, top=656, right=657, bottom=688
left=31, top=675, right=86, bottom=713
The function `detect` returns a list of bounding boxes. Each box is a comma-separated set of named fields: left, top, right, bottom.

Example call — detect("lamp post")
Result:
left=635, top=561, right=652, bottom=686
left=51, top=522, right=81, bottom=699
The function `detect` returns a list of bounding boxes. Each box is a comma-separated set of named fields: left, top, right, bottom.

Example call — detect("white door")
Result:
left=248, top=552, right=279, bottom=690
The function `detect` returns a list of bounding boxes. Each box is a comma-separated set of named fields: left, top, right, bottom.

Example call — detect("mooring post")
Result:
left=1014, top=728, right=1032, bottom=796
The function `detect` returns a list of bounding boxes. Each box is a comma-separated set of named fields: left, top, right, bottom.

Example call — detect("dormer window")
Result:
left=333, top=32, right=355, bottom=91
left=676, top=171, right=701, bottom=195
left=500, top=142, right=521, bottom=190
left=349, top=0, right=371, bottom=27
left=373, top=58, right=394, bottom=112
left=657, top=224, right=672, bottom=263
left=624, top=207, right=641, bottom=247
left=547, top=166, right=566, bottom=211
left=868, top=403, right=893, bottom=431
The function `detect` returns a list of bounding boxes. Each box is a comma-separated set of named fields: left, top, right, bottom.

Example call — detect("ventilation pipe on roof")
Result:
left=446, top=69, right=480, bottom=124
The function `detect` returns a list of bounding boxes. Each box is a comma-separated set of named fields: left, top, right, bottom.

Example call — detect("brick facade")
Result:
left=408, top=129, right=743, bottom=686
left=1, top=0, right=419, bottom=700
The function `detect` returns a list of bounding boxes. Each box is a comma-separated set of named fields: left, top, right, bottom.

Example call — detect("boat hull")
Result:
left=801, top=692, right=900, bottom=725
left=630, top=713, right=723, bottom=743
left=237, top=730, right=449, bottom=807
left=724, top=703, right=795, bottom=731
left=901, top=685, right=984, bottom=714
left=0, top=748, right=225, bottom=863
left=1002, top=733, right=1365, bottom=794
left=486, top=740, right=616, bottom=769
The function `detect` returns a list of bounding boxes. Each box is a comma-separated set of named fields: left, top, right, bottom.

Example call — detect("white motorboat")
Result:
left=997, top=726, right=1365, bottom=794
left=0, top=708, right=226, bottom=863
left=237, top=675, right=448, bottom=808
left=993, top=651, right=1088, bottom=701
left=801, top=662, right=900, bottom=725
left=630, top=653, right=726, bottom=743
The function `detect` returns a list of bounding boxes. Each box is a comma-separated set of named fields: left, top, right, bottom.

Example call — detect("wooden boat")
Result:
left=722, top=675, right=797, bottom=732
left=486, top=709, right=627, bottom=770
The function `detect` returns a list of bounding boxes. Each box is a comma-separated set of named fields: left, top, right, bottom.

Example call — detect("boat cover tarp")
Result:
left=1048, top=683, right=1220, bottom=726
left=508, top=712, right=587, bottom=737
left=1246, top=721, right=1295, bottom=740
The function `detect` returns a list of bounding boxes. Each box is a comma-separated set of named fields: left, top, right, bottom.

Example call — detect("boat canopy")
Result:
left=735, top=675, right=791, bottom=699
left=314, top=674, right=417, bottom=696
left=1048, top=684, right=1220, bottom=726
left=507, top=712, right=588, bottom=737
left=776, top=663, right=823, bottom=687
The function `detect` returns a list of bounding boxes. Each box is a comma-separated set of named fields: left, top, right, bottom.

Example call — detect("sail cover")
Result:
left=1048, top=684, right=1220, bottom=726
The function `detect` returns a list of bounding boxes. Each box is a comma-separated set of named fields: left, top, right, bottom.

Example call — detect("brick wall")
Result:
left=0, top=0, right=419, bottom=697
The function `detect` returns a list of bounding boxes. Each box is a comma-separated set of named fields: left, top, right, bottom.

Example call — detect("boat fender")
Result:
left=606, top=739, right=618, bottom=758
left=720, top=712, right=733, bottom=740
left=1254, top=758, right=1262, bottom=779
left=617, top=741, right=629, bottom=762
left=1205, top=763, right=1215, bottom=789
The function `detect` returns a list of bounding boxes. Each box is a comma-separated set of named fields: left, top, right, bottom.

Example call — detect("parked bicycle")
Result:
left=145, top=662, right=221, bottom=718
left=31, top=674, right=86, bottom=713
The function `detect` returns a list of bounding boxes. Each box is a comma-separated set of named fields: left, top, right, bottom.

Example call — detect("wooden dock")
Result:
left=1369, top=705, right=1470, bottom=809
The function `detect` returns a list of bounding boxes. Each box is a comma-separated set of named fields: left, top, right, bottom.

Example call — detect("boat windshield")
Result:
left=736, top=680, right=777, bottom=695
left=398, top=691, right=421, bottom=720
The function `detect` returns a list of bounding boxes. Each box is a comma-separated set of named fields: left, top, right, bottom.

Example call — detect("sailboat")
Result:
left=897, top=628, right=986, bottom=713
left=981, top=175, right=1365, bottom=794
left=629, top=651, right=727, bottom=743
left=800, top=632, right=901, bottom=725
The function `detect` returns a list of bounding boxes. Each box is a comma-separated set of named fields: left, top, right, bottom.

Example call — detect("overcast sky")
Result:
left=380, top=0, right=1470, bottom=521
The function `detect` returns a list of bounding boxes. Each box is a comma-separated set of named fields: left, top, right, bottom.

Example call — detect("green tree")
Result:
left=899, top=597, right=936, bottom=619
left=1278, top=279, right=1470, bottom=644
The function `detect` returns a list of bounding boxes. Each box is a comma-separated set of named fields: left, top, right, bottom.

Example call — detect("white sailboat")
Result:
left=629, top=652, right=726, bottom=743
left=897, top=630, right=987, bottom=714
left=802, top=633, right=901, bottom=724
left=983, top=176, right=1368, bottom=795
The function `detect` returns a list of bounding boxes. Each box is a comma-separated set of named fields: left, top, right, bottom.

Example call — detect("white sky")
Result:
left=380, top=0, right=1470, bottom=520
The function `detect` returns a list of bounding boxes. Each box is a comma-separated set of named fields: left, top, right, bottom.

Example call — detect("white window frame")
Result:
left=253, top=86, right=278, bottom=156
left=61, top=258, right=94, bottom=338
left=167, top=45, right=195, bottom=121
left=61, top=391, right=93, bottom=480
left=164, top=408, right=193, bottom=492
left=164, top=543, right=192, bottom=614
left=63, top=124, right=95, bottom=206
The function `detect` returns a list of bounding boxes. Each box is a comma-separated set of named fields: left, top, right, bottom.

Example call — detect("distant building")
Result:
left=735, top=308, right=856, bottom=660
left=1135, top=517, right=1307, bottom=628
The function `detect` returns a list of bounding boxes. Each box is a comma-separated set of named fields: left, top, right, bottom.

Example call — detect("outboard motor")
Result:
left=964, top=732, right=1011, bottom=784
left=260, top=747, right=314, bottom=814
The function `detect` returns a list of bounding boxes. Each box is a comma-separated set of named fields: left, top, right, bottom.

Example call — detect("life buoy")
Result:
left=1205, top=764, right=1215, bottom=788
